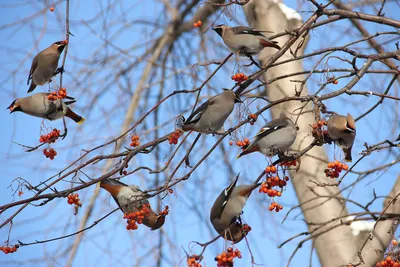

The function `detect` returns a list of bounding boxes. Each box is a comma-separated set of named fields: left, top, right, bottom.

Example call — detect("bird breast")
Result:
left=194, top=100, right=234, bottom=131
left=117, top=187, right=148, bottom=214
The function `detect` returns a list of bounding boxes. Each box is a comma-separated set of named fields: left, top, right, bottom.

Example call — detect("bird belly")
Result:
left=195, top=104, right=233, bottom=132
left=258, top=129, right=296, bottom=156
left=224, top=35, right=263, bottom=55
left=33, top=63, right=58, bottom=85
left=212, top=197, right=246, bottom=232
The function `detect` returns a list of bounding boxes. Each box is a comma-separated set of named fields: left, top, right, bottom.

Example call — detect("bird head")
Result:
left=52, top=40, right=68, bottom=53
left=148, top=213, right=166, bottom=230
left=223, top=89, right=242, bottom=103
left=212, top=24, right=226, bottom=36
left=344, top=113, right=356, bottom=134
left=7, top=99, right=22, bottom=113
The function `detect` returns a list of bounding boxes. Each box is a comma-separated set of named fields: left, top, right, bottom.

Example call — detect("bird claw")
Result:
left=54, top=66, right=65, bottom=75
left=60, top=129, right=68, bottom=140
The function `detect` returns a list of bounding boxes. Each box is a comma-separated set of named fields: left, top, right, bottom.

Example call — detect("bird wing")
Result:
left=27, top=56, right=39, bottom=85
left=184, top=97, right=213, bottom=125
left=232, top=26, right=272, bottom=37
left=253, top=118, right=288, bottom=141
left=216, top=173, right=240, bottom=219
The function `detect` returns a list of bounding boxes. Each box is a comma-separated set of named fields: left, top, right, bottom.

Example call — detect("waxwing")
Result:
left=8, top=93, right=84, bottom=124
left=183, top=90, right=241, bottom=133
left=213, top=25, right=280, bottom=56
left=217, top=222, right=251, bottom=244
left=210, top=174, right=260, bottom=234
left=27, top=40, right=67, bottom=93
left=100, top=179, right=166, bottom=230
left=237, top=112, right=297, bottom=158
left=327, top=113, right=356, bottom=162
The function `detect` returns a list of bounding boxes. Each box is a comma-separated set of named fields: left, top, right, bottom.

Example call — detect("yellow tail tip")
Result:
left=236, top=154, right=242, bottom=159
left=77, top=118, right=85, bottom=124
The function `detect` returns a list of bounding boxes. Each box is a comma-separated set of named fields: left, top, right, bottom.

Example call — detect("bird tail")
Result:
left=65, top=108, right=85, bottom=124
left=236, top=144, right=258, bottom=159
left=343, top=147, right=353, bottom=162
left=27, top=82, right=37, bottom=93
left=259, top=38, right=281, bottom=50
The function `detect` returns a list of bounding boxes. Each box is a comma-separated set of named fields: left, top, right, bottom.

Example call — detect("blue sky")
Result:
left=0, top=0, right=399, bottom=266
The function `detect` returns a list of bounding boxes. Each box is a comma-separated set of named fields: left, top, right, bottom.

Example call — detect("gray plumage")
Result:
left=183, top=90, right=241, bottom=132
left=27, top=41, right=67, bottom=93
left=213, top=25, right=280, bottom=56
left=327, top=113, right=356, bottom=162
left=238, top=112, right=297, bottom=158
left=210, top=174, right=259, bottom=233
left=7, top=93, right=84, bottom=124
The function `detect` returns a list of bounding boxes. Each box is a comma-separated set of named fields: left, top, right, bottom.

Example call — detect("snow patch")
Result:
left=276, top=2, right=302, bottom=21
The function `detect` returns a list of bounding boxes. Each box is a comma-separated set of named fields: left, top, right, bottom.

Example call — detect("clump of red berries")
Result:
left=268, top=202, right=283, bottom=212
left=236, top=138, right=250, bottom=147
left=130, top=135, right=140, bottom=147
left=0, top=244, right=19, bottom=254
left=259, top=176, right=287, bottom=197
left=324, top=161, right=348, bottom=179
left=265, top=165, right=277, bottom=174
left=67, top=193, right=82, bottom=207
left=247, top=114, right=257, bottom=125
left=215, top=247, right=242, bottom=267
left=193, top=20, right=202, bottom=28
left=124, top=204, right=151, bottom=231
left=242, top=224, right=252, bottom=232
left=376, top=256, right=400, bottom=267
left=311, top=120, right=329, bottom=140
left=231, top=73, right=248, bottom=84
left=187, top=255, right=202, bottom=267
left=39, top=128, right=60, bottom=143
left=43, top=148, right=57, bottom=160
left=168, top=129, right=183, bottom=145
left=47, top=88, right=67, bottom=101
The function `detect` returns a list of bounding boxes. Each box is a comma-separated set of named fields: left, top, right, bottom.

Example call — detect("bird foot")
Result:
left=59, top=128, right=68, bottom=140
left=54, top=66, right=65, bottom=75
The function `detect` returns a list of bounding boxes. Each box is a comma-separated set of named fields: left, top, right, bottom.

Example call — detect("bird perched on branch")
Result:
left=327, top=113, right=356, bottom=162
left=182, top=90, right=241, bottom=133
left=213, top=25, right=280, bottom=56
left=237, top=112, right=297, bottom=159
left=27, top=40, right=68, bottom=93
left=210, top=174, right=260, bottom=241
left=8, top=93, right=84, bottom=124
left=100, top=178, right=166, bottom=230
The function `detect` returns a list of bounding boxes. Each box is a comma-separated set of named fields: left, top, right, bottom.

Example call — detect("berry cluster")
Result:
left=39, top=128, right=60, bottom=143
left=130, top=135, right=140, bottom=147
left=123, top=204, right=151, bottom=231
left=18, top=190, right=23, bottom=197
left=0, top=244, right=19, bottom=254
left=187, top=255, right=202, bottom=267
left=193, top=20, right=202, bottom=28
left=376, top=256, right=400, bottom=267
left=259, top=165, right=290, bottom=212
left=311, top=120, right=329, bottom=140
left=393, top=240, right=398, bottom=246
left=67, top=193, right=82, bottom=207
left=168, top=129, right=183, bottom=145
left=324, top=161, right=348, bottom=179
left=265, top=165, right=277, bottom=174
left=247, top=114, right=257, bottom=125
left=268, top=202, right=283, bottom=212
left=236, top=138, right=249, bottom=147
left=215, top=247, right=242, bottom=267
left=50, top=7, right=55, bottom=12
left=43, top=148, right=57, bottom=160
left=47, top=88, right=67, bottom=101
left=259, top=176, right=288, bottom=197
left=231, top=73, right=248, bottom=83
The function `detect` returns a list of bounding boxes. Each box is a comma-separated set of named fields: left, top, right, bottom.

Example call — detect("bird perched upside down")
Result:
left=100, top=179, right=166, bottom=230
left=182, top=90, right=241, bottom=133
left=213, top=25, right=280, bottom=56
left=327, top=113, right=356, bottom=162
left=210, top=174, right=260, bottom=243
left=27, top=40, right=68, bottom=93
left=8, top=93, right=84, bottom=124
left=237, top=112, right=297, bottom=159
